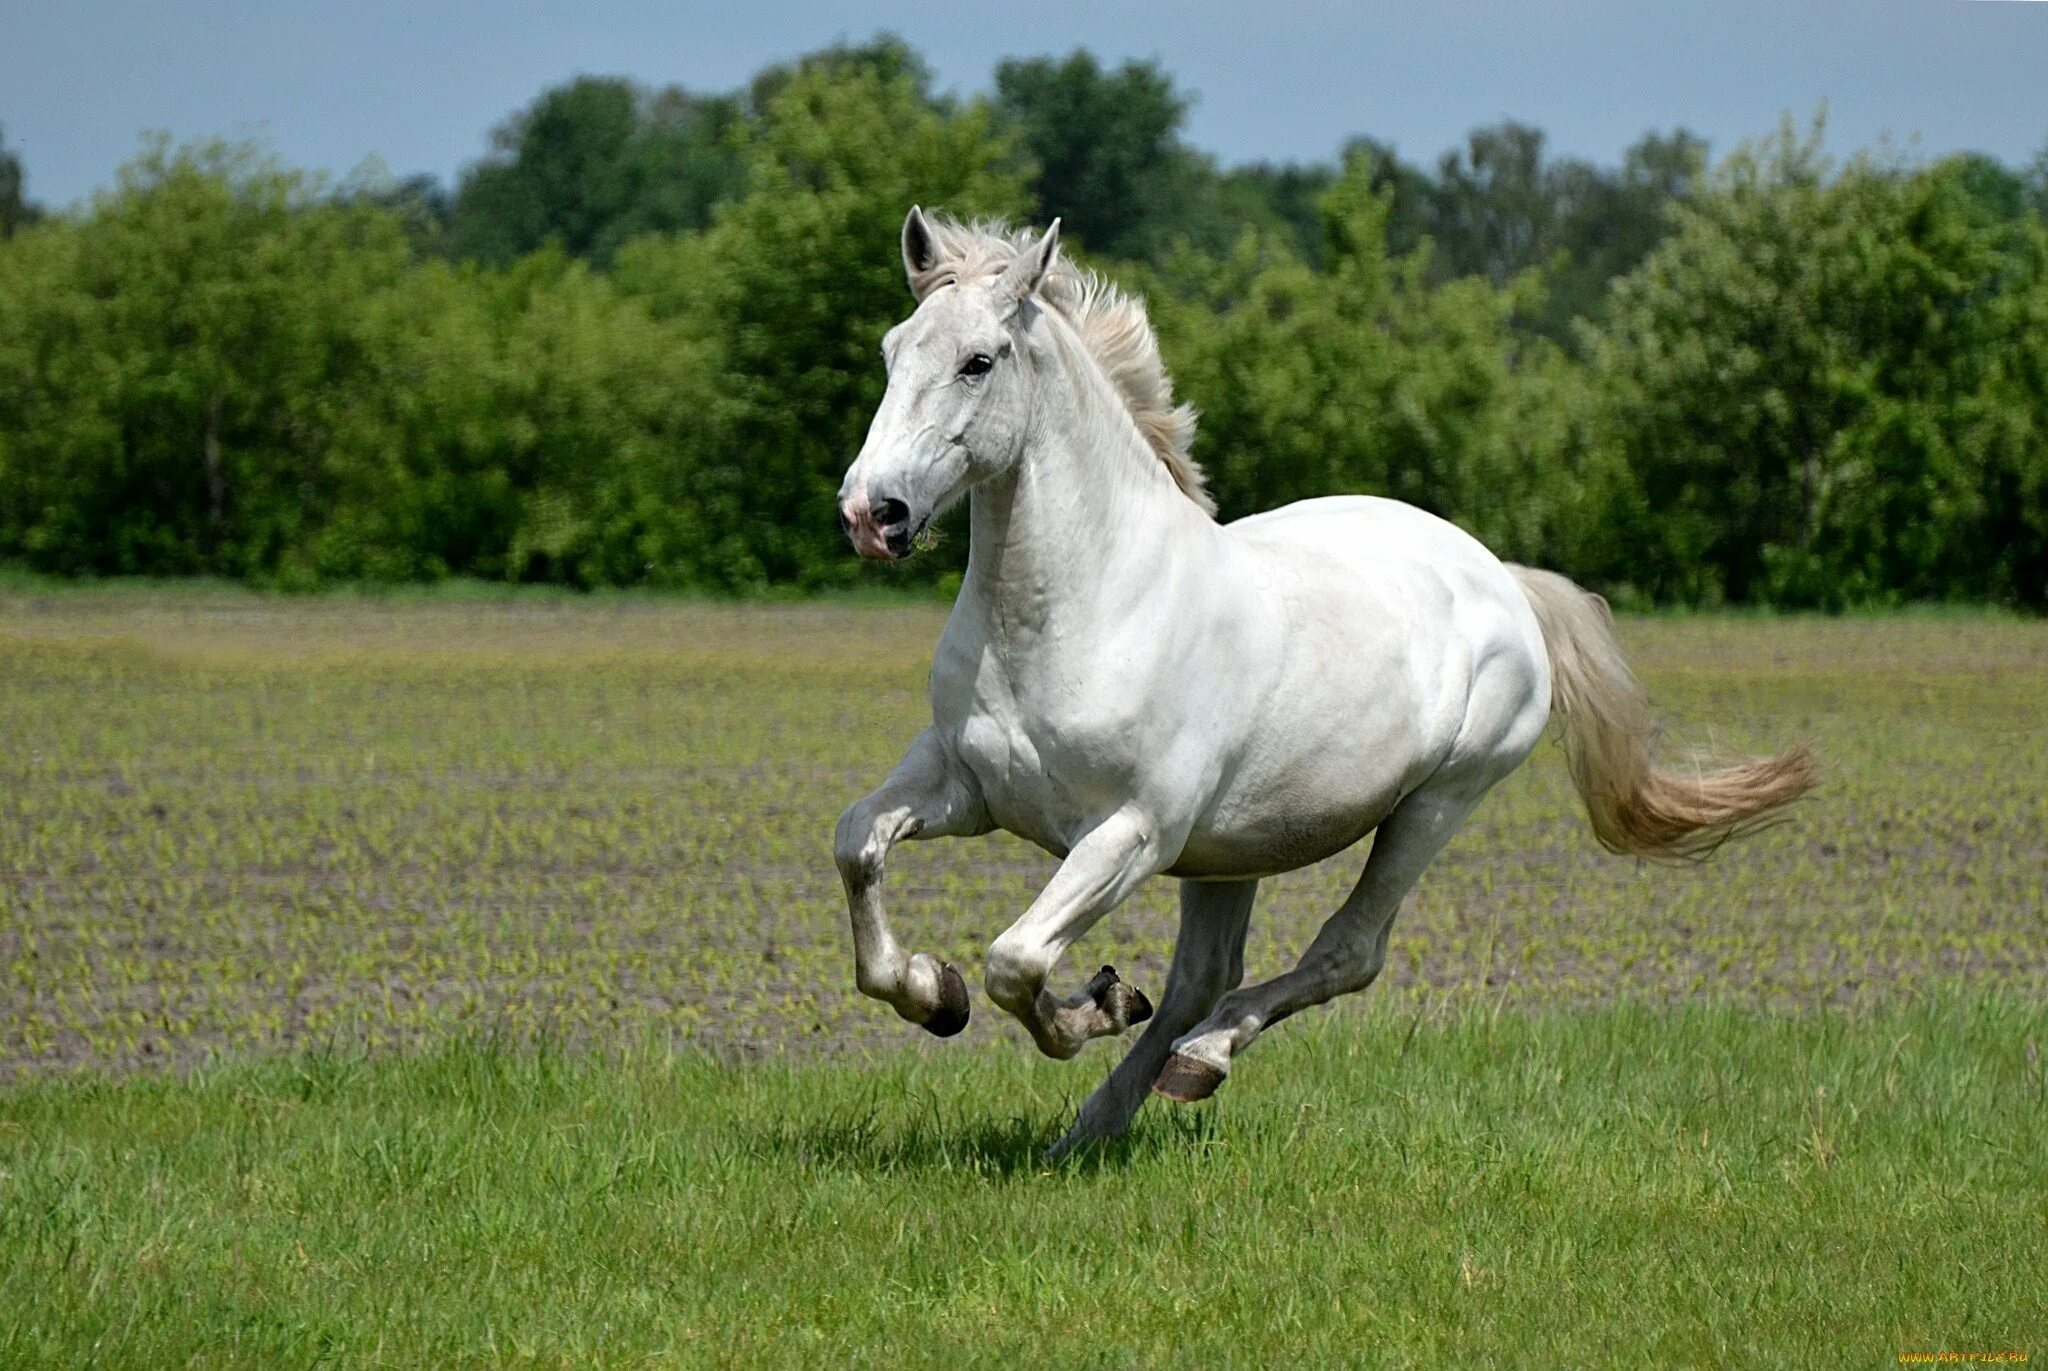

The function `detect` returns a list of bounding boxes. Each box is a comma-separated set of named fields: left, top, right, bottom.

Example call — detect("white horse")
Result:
left=834, top=209, right=1814, bottom=1160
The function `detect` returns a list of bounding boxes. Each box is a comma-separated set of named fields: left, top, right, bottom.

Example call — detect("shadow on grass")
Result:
left=738, top=1096, right=1230, bottom=1179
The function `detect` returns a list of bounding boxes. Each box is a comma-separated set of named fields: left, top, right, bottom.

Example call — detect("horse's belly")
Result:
left=1167, top=808, right=1389, bottom=878
left=974, top=774, right=1080, bottom=859
left=1167, top=756, right=1411, bottom=878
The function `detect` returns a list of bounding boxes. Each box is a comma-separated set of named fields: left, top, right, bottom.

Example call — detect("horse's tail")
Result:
left=1508, top=565, right=1816, bottom=860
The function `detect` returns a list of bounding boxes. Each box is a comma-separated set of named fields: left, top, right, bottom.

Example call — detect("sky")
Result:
left=2, top=0, right=2044, bottom=209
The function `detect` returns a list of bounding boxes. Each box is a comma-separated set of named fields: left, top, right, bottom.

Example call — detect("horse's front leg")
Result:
left=834, top=729, right=990, bottom=1036
left=984, top=809, right=1175, bottom=1060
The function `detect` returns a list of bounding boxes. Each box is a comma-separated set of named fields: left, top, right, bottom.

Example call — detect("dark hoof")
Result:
left=1153, top=1053, right=1226, bottom=1103
left=1085, top=965, right=1153, bottom=1028
left=920, top=961, right=971, bottom=1038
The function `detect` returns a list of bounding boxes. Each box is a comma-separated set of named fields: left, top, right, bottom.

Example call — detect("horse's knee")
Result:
left=983, top=931, right=1045, bottom=1014
left=1298, top=926, right=1392, bottom=1001
left=1335, top=925, right=1395, bottom=996
left=833, top=806, right=881, bottom=886
left=1355, top=942, right=1390, bottom=993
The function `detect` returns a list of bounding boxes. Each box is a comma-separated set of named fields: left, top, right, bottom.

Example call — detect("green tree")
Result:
left=341, top=170, right=452, bottom=250
left=1428, top=121, right=1561, bottom=288
left=1554, top=129, right=1710, bottom=322
left=0, top=139, right=411, bottom=576
left=1947, top=150, right=2033, bottom=223
left=1584, top=118, right=2048, bottom=606
left=452, top=77, right=637, bottom=261
left=1150, top=153, right=1587, bottom=566
left=614, top=61, right=1030, bottom=587
left=610, top=88, right=749, bottom=243
left=1421, top=122, right=1705, bottom=338
left=994, top=51, right=1197, bottom=261
left=0, top=136, right=718, bottom=588
left=306, top=251, right=715, bottom=586
left=449, top=76, right=746, bottom=263
left=744, top=34, right=939, bottom=115
left=1341, top=138, right=1438, bottom=263
left=1, top=124, right=40, bottom=238
left=2023, top=136, right=2048, bottom=219
left=1206, top=162, right=1339, bottom=268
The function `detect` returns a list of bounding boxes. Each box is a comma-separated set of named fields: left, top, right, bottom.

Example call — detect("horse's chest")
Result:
left=936, top=673, right=1132, bottom=857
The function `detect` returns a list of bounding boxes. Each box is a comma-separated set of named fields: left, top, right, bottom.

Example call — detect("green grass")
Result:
left=2, top=589, right=2045, bottom=1364
left=3, top=997, right=2043, bottom=1367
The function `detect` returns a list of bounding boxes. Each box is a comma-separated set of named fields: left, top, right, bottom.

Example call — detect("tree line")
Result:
left=2, top=39, right=2044, bottom=606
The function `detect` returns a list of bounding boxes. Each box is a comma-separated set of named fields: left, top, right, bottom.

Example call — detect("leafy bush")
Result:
left=1583, top=120, right=2048, bottom=607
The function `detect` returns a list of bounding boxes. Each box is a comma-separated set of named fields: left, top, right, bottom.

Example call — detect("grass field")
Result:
left=2, top=587, right=2045, bottom=1364
left=4, top=999, right=2043, bottom=1366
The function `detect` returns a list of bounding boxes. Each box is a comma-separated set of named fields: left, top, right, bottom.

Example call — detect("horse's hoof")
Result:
left=1153, top=1053, right=1225, bottom=1102
left=1086, top=965, right=1153, bottom=1029
left=920, top=961, right=971, bottom=1038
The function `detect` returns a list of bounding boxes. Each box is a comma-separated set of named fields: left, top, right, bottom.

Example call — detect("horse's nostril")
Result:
left=837, top=508, right=854, bottom=536
left=871, top=497, right=910, bottom=529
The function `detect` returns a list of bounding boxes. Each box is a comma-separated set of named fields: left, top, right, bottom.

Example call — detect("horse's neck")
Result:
left=962, top=350, right=1213, bottom=648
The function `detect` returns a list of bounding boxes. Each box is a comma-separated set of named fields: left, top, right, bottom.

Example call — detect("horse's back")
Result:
left=1228, top=496, right=1546, bottom=695
left=1230, top=496, right=1518, bottom=597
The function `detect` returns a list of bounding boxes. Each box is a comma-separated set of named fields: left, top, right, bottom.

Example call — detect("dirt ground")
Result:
left=3, top=589, right=2044, bottom=1078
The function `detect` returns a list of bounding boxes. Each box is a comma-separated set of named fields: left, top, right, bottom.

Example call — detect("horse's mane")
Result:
left=906, top=215, right=1215, bottom=517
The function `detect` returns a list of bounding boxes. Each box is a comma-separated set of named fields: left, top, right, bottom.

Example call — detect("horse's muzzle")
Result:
left=841, top=491, right=914, bottom=560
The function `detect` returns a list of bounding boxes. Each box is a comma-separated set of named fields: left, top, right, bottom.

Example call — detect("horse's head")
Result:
left=838, top=207, right=1061, bottom=561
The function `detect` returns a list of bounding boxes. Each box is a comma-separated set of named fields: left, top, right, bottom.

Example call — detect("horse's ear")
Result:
left=996, top=218, right=1060, bottom=302
left=902, top=206, right=937, bottom=294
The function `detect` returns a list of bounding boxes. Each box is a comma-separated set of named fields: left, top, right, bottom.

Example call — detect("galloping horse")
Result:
left=833, top=209, right=1814, bottom=1159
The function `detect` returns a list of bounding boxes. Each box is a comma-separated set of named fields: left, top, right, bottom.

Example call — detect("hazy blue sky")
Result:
left=3, top=0, right=2044, bottom=208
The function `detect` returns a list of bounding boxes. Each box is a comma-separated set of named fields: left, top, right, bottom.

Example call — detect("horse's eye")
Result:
left=959, top=354, right=994, bottom=378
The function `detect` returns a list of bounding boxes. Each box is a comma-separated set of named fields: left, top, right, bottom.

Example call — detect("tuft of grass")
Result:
left=2, top=996, right=2043, bottom=1366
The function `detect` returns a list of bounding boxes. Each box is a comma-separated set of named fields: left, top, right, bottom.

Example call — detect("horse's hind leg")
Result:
left=1156, top=785, right=1483, bottom=1101
left=1044, top=878, right=1257, bottom=1161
